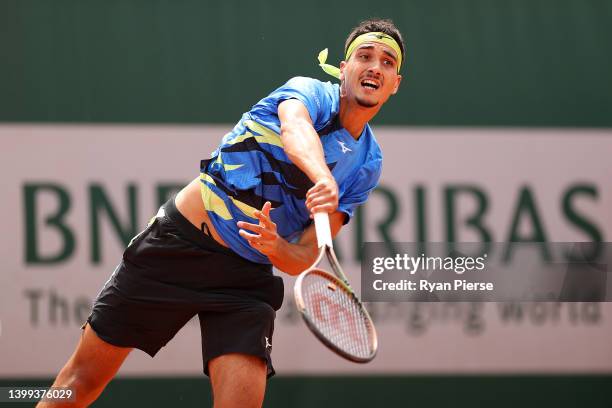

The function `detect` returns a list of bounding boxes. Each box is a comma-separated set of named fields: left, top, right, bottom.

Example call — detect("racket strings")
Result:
left=302, top=274, right=373, bottom=359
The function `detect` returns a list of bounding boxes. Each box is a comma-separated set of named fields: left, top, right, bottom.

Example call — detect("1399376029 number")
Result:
left=0, top=387, right=75, bottom=402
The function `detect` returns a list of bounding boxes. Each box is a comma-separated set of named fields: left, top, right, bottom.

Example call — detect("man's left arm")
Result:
left=238, top=202, right=345, bottom=275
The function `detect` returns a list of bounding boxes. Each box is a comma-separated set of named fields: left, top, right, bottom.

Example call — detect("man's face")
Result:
left=339, top=42, right=402, bottom=108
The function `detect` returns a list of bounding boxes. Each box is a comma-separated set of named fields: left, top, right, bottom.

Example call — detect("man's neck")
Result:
left=338, top=96, right=381, bottom=140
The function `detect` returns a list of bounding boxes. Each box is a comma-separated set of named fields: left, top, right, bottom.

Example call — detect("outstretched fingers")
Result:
left=237, top=202, right=278, bottom=253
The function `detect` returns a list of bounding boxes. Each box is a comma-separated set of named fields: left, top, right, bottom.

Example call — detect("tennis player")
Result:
left=39, top=18, right=404, bottom=408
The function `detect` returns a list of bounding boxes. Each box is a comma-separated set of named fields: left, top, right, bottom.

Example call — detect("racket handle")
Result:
left=313, top=212, right=333, bottom=248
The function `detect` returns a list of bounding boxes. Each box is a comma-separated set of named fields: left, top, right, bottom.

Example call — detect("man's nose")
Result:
left=367, top=61, right=382, bottom=77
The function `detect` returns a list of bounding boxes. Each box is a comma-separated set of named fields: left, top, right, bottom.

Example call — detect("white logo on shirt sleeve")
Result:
left=338, top=140, right=352, bottom=154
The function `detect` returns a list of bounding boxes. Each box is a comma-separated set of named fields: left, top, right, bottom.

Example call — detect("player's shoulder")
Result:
left=284, top=76, right=337, bottom=94
left=285, top=76, right=326, bottom=87
left=280, top=77, right=339, bottom=126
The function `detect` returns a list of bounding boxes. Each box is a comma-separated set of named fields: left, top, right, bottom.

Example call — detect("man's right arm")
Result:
left=278, top=99, right=338, bottom=214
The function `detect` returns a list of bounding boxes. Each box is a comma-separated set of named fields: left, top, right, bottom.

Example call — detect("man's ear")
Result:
left=339, top=61, right=346, bottom=81
left=391, top=74, right=402, bottom=95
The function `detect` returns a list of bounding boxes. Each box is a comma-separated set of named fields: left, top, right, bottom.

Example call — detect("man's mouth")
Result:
left=360, top=79, right=380, bottom=90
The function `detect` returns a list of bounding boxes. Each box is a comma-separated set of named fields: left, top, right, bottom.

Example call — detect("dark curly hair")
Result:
left=344, top=18, right=405, bottom=69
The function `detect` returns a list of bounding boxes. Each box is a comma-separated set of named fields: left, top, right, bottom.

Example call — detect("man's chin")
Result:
left=355, top=96, right=379, bottom=108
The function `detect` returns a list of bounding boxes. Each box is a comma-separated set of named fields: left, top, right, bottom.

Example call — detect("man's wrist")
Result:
left=267, top=234, right=288, bottom=259
left=310, top=172, right=334, bottom=184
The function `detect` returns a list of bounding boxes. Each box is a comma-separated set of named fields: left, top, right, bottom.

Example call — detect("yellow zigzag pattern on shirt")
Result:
left=201, top=121, right=282, bottom=220
left=200, top=173, right=232, bottom=220
left=223, top=163, right=244, bottom=171
left=200, top=172, right=259, bottom=220
left=229, top=197, right=258, bottom=218
left=226, top=120, right=283, bottom=148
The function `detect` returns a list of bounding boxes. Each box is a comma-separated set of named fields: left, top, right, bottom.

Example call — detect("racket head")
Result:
left=294, top=267, right=378, bottom=363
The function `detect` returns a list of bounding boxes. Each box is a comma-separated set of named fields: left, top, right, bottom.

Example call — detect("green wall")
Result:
left=2, top=376, right=611, bottom=407
left=2, top=0, right=611, bottom=126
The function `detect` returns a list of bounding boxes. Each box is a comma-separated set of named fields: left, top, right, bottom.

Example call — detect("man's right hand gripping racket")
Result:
left=294, top=212, right=378, bottom=363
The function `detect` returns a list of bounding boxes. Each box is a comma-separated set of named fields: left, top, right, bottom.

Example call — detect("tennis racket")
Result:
left=294, top=212, right=378, bottom=363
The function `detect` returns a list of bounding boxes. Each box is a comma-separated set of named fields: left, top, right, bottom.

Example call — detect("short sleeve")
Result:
left=258, top=77, right=335, bottom=130
left=337, top=158, right=382, bottom=224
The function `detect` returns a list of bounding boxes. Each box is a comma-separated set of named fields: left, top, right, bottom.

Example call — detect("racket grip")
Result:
left=313, top=212, right=333, bottom=248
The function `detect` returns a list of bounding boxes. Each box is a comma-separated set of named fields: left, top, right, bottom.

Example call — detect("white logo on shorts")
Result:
left=265, top=336, right=272, bottom=349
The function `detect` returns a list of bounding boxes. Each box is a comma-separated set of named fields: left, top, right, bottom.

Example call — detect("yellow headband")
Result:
left=318, top=31, right=403, bottom=79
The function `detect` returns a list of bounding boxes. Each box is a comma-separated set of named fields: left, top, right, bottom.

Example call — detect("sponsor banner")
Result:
left=1, top=124, right=611, bottom=377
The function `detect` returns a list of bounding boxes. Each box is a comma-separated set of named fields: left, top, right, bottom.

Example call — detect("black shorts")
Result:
left=86, top=198, right=284, bottom=378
